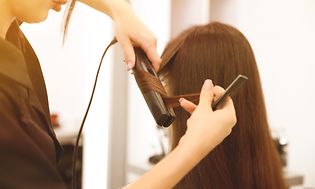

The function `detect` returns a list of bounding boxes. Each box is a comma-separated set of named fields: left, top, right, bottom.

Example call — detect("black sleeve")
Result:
left=0, top=88, right=68, bottom=189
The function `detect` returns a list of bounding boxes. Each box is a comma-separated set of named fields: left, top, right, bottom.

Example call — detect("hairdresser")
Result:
left=0, top=0, right=236, bottom=188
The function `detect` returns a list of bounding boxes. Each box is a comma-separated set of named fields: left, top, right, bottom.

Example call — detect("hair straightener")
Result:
left=133, top=47, right=176, bottom=127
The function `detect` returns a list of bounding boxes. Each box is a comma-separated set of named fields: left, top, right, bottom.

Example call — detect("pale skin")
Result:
left=0, top=0, right=237, bottom=188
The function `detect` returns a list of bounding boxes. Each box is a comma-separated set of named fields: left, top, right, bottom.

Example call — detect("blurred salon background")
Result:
left=20, top=0, right=314, bottom=188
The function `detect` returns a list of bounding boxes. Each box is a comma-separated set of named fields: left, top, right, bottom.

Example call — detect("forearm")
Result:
left=78, top=0, right=132, bottom=21
left=124, top=143, right=209, bottom=189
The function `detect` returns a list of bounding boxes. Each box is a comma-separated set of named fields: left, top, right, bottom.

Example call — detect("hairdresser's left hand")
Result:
left=178, top=80, right=237, bottom=158
left=52, top=0, right=67, bottom=12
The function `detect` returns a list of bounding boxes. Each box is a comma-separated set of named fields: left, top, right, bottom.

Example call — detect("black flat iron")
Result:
left=132, top=48, right=176, bottom=127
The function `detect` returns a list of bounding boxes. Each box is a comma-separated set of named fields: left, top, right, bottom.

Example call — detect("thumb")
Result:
left=198, top=79, right=214, bottom=110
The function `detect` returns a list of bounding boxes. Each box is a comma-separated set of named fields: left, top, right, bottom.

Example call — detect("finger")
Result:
left=53, top=0, right=67, bottom=5
left=213, top=86, right=236, bottom=117
left=222, top=96, right=235, bottom=112
left=118, top=36, right=135, bottom=70
left=198, top=79, right=214, bottom=110
left=220, top=95, right=235, bottom=114
left=213, top=86, right=225, bottom=101
left=52, top=5, right=62, bottom=12
left=212, top=86, right=230, bottom=109
left=52, top=0, right=67, bottom=12
left=179, top=98, right=197, bottom=114
left=140, top=39, right=161, bottom=71
left=217, top=96, right=237, bottom=126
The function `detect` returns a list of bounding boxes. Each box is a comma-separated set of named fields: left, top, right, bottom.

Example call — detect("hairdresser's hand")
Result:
left=122, top=81, right=235, bottom=189
left=78, top=0, right=161, bottom=70
left=52, top=0, right=67, bottom=12
left=112, top=2, right=161, bottom=71
left=178, top=80, right=237, bottom=158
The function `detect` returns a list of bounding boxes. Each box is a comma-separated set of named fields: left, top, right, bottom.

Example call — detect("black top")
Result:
left=0, top=21, right=67, bottom=189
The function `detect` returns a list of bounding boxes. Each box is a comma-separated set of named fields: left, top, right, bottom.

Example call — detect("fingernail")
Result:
left=203, top=79, right=213, bottom=89
left=179, top=98, right=184, bottom=103
left=127, top=61, right=133, bottom=70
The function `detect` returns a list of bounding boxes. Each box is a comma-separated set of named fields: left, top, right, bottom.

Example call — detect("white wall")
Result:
left=211, top=0, right=315, bottom=187
left=21, top=3, right=115, bottom=189
left=171, top=0, right=210, bottom=37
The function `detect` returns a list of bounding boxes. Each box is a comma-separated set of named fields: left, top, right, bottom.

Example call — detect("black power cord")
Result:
left=72, top=37, right=117, bottom=189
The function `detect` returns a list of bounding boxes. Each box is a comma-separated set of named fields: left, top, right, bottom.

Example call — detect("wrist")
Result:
left=78, top=0, right=133, bottom=20
left=105, top=0, right=133, bottom=21
left=177, top=135, right=215, bottom=161
left=176, top=141, right=202, bottom=165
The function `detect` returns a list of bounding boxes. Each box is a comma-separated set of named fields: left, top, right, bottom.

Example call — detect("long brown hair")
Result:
left=159, top=22, right=286, bottom=189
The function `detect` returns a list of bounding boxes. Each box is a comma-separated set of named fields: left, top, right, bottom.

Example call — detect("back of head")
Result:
left=159, top=22, right=285, bottom=189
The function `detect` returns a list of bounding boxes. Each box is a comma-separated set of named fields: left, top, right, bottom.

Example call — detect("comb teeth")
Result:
left=133, top=48, right=176, bottom=127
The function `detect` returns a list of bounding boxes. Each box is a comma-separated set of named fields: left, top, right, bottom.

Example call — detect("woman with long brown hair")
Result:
left=159, top=22, right=286, bottom=189
left=0, top=0, right=237, bottom=188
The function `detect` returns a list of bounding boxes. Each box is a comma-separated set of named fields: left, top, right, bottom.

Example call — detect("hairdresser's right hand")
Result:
left=111, top=1, right=161, bottom=71
left=79, top=0, right=161, bottom=70
left=178, top=80, right=237, bottom=158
